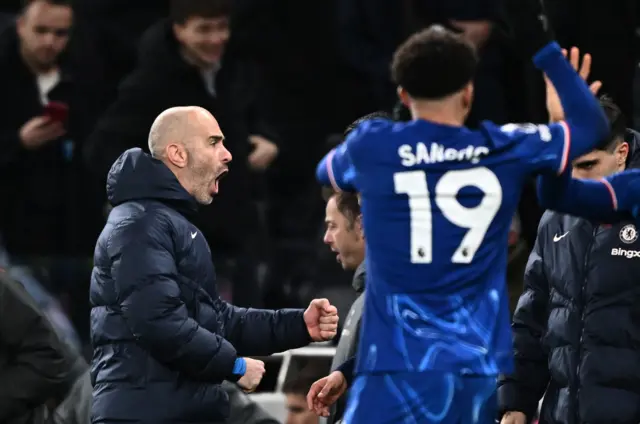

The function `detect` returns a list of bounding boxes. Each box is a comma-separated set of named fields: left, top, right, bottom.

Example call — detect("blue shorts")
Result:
left=342, top=371, right=497, bottom=424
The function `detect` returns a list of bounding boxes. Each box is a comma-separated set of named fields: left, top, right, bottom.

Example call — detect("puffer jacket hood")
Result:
left=106, top=148, right=198, bottom=216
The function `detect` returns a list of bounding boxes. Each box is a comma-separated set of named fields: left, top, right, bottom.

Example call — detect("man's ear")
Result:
left=617, top=141, right=629, bottom=168
left=462, top=82, right=474, bottom=110
left=16, top=15, right=25, bottom=37
left=398, top=86, right=411, bottom=107
left=172, top=23, right=186, bottom=44
left=166, top=143, right=188, bottom=168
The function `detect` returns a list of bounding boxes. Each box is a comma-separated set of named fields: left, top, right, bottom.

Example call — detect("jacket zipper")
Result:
left=573, top=226, right=597, bottom=423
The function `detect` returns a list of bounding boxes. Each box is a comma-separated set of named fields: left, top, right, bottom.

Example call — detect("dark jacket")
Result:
left=222, top=382, right=279, bottom=424
left=323, top=262, right=365, bottom=424
left=90, top=148, right=311, bottom=424
left=0, top=274, right=85, bottom=424
left=497, top=130, right=640, bottom=423
left=0, top=23, right=105, bottom=256
left=84, top=20, right=274, bottom=253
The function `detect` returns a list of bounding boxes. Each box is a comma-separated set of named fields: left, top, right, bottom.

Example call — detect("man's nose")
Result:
left=41, top=32, right=58, bottom=47
left=323, top=231, right=332, bottom=245
left=221, top=145, right=232, bottom=163
left=211, top=33, right=229, bottom=45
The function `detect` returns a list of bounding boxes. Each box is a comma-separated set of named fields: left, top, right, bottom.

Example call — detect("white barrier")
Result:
left=248, top=392, right=288, bottom=422
left=250, top=345, right=337, bottom=423
left=270, top=345, right=337, bottom=392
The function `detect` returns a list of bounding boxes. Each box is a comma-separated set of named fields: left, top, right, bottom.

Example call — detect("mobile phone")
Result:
left=44, top=101, right=69, bottom=122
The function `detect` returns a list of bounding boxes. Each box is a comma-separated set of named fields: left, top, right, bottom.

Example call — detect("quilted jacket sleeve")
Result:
left=215, top=300, right=312, bottom=357
left=112, top=213, right=238, bottom=381
left=497, top=214, right=552, bottom=420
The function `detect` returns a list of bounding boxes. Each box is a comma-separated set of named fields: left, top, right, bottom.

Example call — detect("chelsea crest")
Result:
left=620, top=224, right=638, bottom=244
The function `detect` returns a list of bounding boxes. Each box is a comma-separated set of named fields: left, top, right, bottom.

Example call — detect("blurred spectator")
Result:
left=543, top=0, right=638, bottom=120
left=0, top=241, right=81, bottom=352
left=284, top=372, right=325, bottom=424
left=0, top=272, right=89, bottom=424
left=0, top=0, right=106, bottom=345
left=85, top=0, right=275, bottom=307
left=221, top=381, right=280, bottom=424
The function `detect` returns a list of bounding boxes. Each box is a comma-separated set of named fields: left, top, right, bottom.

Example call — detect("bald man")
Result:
left=146, top=106, right=231, bottom=205
left=89, top=107, right=339, bottom=424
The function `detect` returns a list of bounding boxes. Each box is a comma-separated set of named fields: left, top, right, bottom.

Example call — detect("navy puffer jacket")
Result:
left=498, top=130, right=640, bottom=423
left=90, top=148, right=311, bottom=424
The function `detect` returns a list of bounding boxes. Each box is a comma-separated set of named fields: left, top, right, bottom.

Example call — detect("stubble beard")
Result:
left=188, top=160, right=215, bottom=205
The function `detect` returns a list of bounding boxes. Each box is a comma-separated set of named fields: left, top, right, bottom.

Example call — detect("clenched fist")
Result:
left=237, top=357, right=265, bottom=393
left=304, top=298, right=339, bottom=342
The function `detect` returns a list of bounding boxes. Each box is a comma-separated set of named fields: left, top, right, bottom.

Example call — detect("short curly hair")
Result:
left=391, top=26, right=478, bottom=100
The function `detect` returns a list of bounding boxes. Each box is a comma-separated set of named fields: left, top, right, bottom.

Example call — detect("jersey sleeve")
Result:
left=604, top=169, right=640, bottom=218
left=500, top=121, right=571, bottom=174
left=536, top=167, right=640, bottom=222
left=316, top=142, right=357, bottom=191
left=315, top=118, right=389, bottom=191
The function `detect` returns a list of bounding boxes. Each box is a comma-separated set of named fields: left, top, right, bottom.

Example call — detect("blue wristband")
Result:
left=232, top=358, right=247, bottom=376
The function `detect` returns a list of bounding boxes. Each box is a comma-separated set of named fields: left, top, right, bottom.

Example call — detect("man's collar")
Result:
left=352, top=261, right=366, bottom=293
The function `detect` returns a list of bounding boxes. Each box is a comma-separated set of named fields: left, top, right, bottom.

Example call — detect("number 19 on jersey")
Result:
left=393, top=168, right=503, bottom=264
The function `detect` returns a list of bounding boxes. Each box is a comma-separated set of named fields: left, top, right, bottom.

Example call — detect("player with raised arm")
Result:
left=315, top=26, right=609, bottom=424
left=536, top=53, right=640, bottom=223
left=537, top=162, right=640, bottom=222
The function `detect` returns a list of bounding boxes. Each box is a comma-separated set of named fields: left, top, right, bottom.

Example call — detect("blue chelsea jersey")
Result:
left=318, top=118, right=570, bottom=376
left=537, top=161, right=640, bottom=225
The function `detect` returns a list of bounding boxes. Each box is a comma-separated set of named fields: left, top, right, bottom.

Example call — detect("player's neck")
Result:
left=409, top=102, right=465, bottom=127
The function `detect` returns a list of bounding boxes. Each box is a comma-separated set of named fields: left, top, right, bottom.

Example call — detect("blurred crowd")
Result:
left=0, top=0, right=639, bottom=422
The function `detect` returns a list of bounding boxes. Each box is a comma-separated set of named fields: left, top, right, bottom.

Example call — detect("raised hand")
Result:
left=248, top=135, right=278, bottom=171
left=545, top=46, right=602, bottom=123
left=303, top=298, right=339, bottom=341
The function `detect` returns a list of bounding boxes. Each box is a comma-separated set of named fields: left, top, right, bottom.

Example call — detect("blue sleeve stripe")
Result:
left=326, top=149, right=342, bottom=192
left=232, top=357, right=247, bottom=376
left=557, top=120, right=571, bottom=175
left=598, top=178, right=618, bottom=210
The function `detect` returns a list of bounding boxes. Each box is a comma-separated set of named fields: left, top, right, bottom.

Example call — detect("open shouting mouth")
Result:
left=212, top=168, right=228, bottom=194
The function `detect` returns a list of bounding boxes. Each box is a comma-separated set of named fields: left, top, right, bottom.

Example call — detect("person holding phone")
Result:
left=18, top=114, right=66, bottom=150
left=0, top=0, right=106, bottom=351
